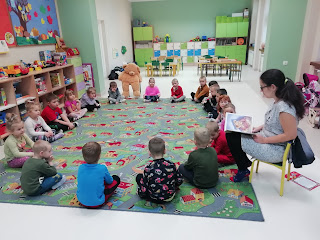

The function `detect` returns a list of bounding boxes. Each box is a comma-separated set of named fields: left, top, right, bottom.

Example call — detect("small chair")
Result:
left=161, top=62, right=171, bottom=76
left=151, top=61, right=160, bottom=76
left=249, top=142, right=292, bottom=196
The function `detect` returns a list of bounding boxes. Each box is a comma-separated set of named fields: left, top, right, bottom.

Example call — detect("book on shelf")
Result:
left=224, top=113, right=253, bottom=134
left=50, top=72, right=61, bottom=88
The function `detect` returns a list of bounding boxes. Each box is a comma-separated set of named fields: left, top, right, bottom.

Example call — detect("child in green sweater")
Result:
left=4, top=113, right=34, bottom=168
left=179, top=127, right=218, bottom=188
left=20, top=140, right=66, bottom=196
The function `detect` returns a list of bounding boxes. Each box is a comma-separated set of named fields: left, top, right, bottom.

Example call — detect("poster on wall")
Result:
left=0, top=0, right=16, bottom=47
left=82, top=63, right=95, bottom=89
left=7, top=0, right=60, bottom=46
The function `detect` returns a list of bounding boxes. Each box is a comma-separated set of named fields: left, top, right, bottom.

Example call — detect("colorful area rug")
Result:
left=0, top=99, right=264, bottom=221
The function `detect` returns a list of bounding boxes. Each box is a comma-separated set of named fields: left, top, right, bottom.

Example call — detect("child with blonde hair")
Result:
left=191, top=76, right=209, bottom=103
left=108, top=81, right=125, bottom=104
left=144, top=78, right=161, bottom=102
left=4, top=113, right=34, bottom=168
left=179, top=128, right=218, bottom=188
left=77, top=142, right=120, bottom=208
left=20, top=140, right=66, bottom=196
left=80, top=87, right=100, bottom=112
left=206, top=121, right=235, bottom=166
left=65, top=89, right=87, bottom=121
left=170, top=78, right=185, bottom=103
left=24, top=100, right=64, bottom=142
left=136, top=137, right=183, bottom=203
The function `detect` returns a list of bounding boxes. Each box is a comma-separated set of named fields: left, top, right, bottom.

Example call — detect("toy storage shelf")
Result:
left=0, top=64, right=77, bottom=141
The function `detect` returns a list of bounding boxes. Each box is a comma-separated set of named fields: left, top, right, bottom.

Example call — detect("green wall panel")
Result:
left=263, top=0, right=307, bottom=79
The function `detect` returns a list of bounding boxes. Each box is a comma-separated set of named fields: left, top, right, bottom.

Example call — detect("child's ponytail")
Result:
left=6, top=113, right=21, bottom=131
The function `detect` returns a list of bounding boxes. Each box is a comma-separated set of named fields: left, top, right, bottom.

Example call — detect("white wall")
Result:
left=95, top=0, right=134, bottom=76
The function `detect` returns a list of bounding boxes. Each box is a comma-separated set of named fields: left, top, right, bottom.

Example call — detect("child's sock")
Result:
left=73, top=122, right=79, bottom=127
left=52, top=175, right=67, bottom=189
left=53, top=132, right=64, bottom=141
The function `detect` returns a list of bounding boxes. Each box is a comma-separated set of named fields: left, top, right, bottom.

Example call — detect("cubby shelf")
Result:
left=0, top=64, right=78, bottom=140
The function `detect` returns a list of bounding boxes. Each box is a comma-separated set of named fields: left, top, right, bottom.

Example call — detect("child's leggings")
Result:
left=170, top=95, right=186, bottom=102
left=68, top=108, right=87, bottom=120
left=145, top=95, right=159, bottom=102
left=7, top=150, right=33, bottom=168
left=109, top=96, right=124, bottom=104
left=31, top=129, right=63, bottom=143
left=80, top=175, right=120, bottom=209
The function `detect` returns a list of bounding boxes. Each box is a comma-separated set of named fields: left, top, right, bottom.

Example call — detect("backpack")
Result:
left=108, top=70, right=118, bottom=80
left=290, top=128, right=315, bottom=168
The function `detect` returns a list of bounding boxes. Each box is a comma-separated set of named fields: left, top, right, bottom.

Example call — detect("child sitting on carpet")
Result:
left=41, top=93, right=78, bottom=132
left=203, top=81, right=220, bottom=119
left=136, top=137, right=183, bottom=203
left=144, top=78, right=161, bottom=102
left=20, top=140, right=66, bottom=196
left=170, top=78, right=185, bottom=103
left=4, top=113, right=34, bottom=168
left=215, top=95, right=232, bottom=124
left=24, top=101, right=64, bottom=143
left=219, top=103, right=236, bottom=132
left=77, top=142, right=120, bottom=208
left=191, top=76, right=209, bottom=103
left=80, top=87, right=100, bottom=112
left=108, top=81, right=125, bottom=104
left=206, top=121, right=235, bottom=167
left=179, top=128, right=218, bottom=188
left=65, top=89, right=87, bottom=121
left=215, top=88, right=228, bottom=104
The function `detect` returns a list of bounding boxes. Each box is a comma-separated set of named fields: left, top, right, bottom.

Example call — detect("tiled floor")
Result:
left=1, top=66, right=319, bottom=240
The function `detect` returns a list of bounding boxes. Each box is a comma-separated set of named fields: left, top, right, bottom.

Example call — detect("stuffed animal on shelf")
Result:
left=165, top=34, right=171, bottom=43
left=118, top=63, right=142, bottom=99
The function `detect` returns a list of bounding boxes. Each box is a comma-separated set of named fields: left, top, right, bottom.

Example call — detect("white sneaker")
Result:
left=121, top=99, right=126, bottom=103
left=52, top=175, right=66, bottom=189
left=73, top=122, right=79, bottom=127
left=93, top=108, right=98, bottom=112
left=144, top=99, right=151, bottom=103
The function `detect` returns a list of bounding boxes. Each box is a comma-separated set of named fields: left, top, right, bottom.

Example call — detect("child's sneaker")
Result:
left=144, top=99, right=151, bottom=103
left=121, top=99, right=126, bottom=103
left=230, top=169, right=250, bottom=182
left=52, top=175, right=67, bottom=189
left=93, top=108, right=98, bottom=112
left=73, top=122, right=79, bottom=127
left=53, top=132, right=64, bottom=141
left=171, top=99, right=175, bottom=103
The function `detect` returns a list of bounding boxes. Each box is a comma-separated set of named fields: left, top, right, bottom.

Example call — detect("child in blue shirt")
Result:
left=77, top=142, right=120, bottom=208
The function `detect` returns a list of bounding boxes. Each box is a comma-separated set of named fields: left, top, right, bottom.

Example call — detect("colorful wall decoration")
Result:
left=7, top=0, right=60, bottom=46
left=0, top=0, right=16, bottom=47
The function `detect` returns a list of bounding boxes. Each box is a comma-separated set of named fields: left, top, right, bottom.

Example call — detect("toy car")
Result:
left=4, top=68, right=21, bottom=77
left=46, top=61, right=56, bottom=67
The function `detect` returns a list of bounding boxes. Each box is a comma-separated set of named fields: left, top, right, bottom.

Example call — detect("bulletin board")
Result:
left=7, top=0, right=60, bottom=46
left=0, top=0, right=16, bottom=47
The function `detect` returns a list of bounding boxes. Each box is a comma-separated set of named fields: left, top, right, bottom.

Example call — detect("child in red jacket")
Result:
left=170, top=78, right=185, bottom=103
left=206, top=121, right=235, bottom=166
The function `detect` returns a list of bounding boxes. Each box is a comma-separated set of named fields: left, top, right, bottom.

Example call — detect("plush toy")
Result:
left=118, top=63, right=142, bottom=99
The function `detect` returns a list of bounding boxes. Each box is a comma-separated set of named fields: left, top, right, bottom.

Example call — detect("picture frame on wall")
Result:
left=82, top=63, right=95, bottom=89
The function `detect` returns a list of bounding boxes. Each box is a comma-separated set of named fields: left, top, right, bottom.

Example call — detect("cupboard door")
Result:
left=142, top=27, right=153, bottom=41
left=144, top=48, right=154, bottom=63
left=215, top=46, right=226, bottom=57
left=133, top=27, right=143, bottom=41
left=238, top=22, right=249, bottom=37
left=226, top=23, right=237, bottom=37
left=226, top=46, right=237, bottom=59
left=135, top=49, right=145, bottom=66
left=216, top=23, right=227, bottom=38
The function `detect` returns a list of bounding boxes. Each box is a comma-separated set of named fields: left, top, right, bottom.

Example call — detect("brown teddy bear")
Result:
left=118, top=63, right=142, bottom=98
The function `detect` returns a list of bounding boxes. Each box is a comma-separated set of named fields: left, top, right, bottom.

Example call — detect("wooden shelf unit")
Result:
left=0, top=64, right=77, bottom=140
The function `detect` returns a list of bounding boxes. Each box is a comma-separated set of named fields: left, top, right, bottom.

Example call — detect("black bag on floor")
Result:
left=108, top=70, right=118, bottom=80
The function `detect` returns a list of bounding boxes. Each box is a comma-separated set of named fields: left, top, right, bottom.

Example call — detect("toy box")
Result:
left=35, top=77, right=47, bottom=93
left=50, top=73, right=61, bottom=87
left=39, top=50, right=52, bottom=62
left=0, top=88, right=7, bottom=106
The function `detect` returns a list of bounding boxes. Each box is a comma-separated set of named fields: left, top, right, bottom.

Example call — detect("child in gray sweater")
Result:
left=108, top=81, right=125, bottom=104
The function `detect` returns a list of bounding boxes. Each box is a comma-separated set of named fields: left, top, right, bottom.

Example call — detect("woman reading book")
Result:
left=226, top=69, right=305, bottom=182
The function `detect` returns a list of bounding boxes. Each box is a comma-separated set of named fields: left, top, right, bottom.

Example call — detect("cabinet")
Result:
left=0, top=64, right=81, bottom=140
left=133, top=26, right=154, bottom=67
left=215, top=16, right=249, bottom=63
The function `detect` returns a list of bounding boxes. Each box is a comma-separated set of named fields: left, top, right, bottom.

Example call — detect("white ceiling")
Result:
left=129, top=0, right=161, bottom=2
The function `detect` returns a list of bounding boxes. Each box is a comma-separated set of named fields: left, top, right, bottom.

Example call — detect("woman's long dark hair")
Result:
left=260, top=69, right=305, bottom=119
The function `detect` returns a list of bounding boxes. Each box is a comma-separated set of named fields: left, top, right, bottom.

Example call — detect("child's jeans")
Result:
left=7, top=150, right=33, bottom=168
left=178, top=164, right=195, bottom=185
left=81, top=175, right=120, bottom=209
left=145, top=95, right=159, bottom=102
left=33, top=173, right=63, bottom=195
left=67, top=108, right=87, bottom=120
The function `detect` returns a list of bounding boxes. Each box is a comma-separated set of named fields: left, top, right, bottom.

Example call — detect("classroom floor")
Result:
left=1, top=66, right=319, bottom=240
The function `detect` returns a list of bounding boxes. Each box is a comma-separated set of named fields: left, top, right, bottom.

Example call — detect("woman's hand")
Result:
left=253, top=134, right=266, bottom=143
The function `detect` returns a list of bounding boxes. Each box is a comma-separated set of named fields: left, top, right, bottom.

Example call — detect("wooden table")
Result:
left=146, top=63, right=178, bottom=77
left=198, top=60, right=242, bottom=81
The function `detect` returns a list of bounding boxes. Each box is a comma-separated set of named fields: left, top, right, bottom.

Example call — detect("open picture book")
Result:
left=224, top=113, right=253, bottom=134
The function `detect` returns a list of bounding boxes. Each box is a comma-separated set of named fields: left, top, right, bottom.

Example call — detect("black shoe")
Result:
left=181, top=99, right=186, bottom=102
left=171, top=100, right=175, bottom=103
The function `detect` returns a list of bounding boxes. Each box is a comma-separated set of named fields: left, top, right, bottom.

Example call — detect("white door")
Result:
left=97, top=20, right=108, bottom=79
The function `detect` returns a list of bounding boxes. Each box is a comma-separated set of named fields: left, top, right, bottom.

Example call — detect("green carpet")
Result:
left=0, top=99, right=264, bottom=221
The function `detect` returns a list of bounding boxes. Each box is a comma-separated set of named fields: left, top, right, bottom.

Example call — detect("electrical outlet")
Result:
left=283, top=61, right=288, bottom=66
